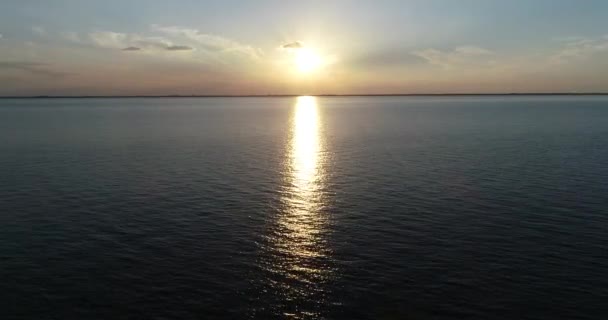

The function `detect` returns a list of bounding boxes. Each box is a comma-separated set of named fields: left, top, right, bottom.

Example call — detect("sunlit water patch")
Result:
left=252, top=96, right=335, bottom=319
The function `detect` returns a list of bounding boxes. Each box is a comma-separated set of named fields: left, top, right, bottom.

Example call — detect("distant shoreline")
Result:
left=1, top=93, right=607, bottom=99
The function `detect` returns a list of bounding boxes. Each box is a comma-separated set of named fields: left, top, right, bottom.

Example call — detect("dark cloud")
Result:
left=134, top=39, right=169, bottom=49
left=282, top=41, right=303, bottom=49
left=166, top=45, right=193, bottom=51
left=122, top=46, right=141, bottom=51
left=0, top=61, right=71, bottom=77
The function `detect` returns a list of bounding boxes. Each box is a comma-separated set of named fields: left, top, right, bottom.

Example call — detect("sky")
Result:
left=1, top=0, right=607, bottom=95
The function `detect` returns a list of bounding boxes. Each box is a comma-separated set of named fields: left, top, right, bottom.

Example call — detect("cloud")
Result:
left=61, top=31, right=80, bottom=42
left=554, top=36, right=588, bottom=43
left=350, top=49, right=426, bottom=68
left=1, top=61, right=44, bottom=70
left=0, top=61, right=70, bottom=77
left=0, top=33, right=3, bottom=39
left=89, top=31, right=130, bottom=48
left=87, top=32, right=175, bottom=51
left=32, top=26, right=46, bottom=36
left=132, top=38, right=171, bottom=49
left=453, top=46, right=493, bottom=55
left=166, top=45, right=193, bottom=51
left=550, top=36, right=608, bottom=64
left=412, top=45, right=493, bottom=68
left=118, top=40, right=192, bottom=52
left=64, top=27, right=261, bottom=68
left=282, top=41, right=303, bottom=49
left=152, top=25, right=262, bottom=59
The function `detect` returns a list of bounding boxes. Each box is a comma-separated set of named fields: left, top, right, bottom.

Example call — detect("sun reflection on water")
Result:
left=292, top=96, right=321, bottom=188
left=257, top=96, right=332, bottom=319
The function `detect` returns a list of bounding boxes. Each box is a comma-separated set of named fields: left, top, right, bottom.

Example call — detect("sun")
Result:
left=295, top=48, right=322, bottom=73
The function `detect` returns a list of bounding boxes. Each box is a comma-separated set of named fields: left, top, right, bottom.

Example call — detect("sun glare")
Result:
left=295, top=49, right=322, bottom=73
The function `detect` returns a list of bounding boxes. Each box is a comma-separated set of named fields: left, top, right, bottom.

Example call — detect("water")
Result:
left=1, top=96, right=607, bottom=319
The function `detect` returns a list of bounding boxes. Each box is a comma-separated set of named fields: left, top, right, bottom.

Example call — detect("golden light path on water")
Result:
left=291, top=96, right=322, bottom=215
left=260, top=96, right=332, bottom=319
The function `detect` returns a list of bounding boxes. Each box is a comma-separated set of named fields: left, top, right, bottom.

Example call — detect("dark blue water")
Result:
left=1, top=96, right=607, bottom=319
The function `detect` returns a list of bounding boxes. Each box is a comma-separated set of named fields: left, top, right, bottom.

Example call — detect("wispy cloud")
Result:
left=88, top=31, right=131, bottom=48
left=0, top=61, right=70, bottom=77
left=152, top=25, right=262, bottom=59
left=553, top=36, right=588, bottom=43
left=134, top=38, right=172, bottom=50
left=350, top=49, right=426, bottom=69
left=61, top=31, right=80, bottom=42
left=32, top=26, right=46, bottom=36
left=413, top=45, right=493, bottom=68
left=550, top=35, right=608, bottom=64
left=70, top=30, right=204, bottom=53
left=62, top=27, right=262, bottom=66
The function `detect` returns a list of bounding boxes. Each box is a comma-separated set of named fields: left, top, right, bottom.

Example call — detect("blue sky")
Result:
left=1, top=0, right=607, bottom=95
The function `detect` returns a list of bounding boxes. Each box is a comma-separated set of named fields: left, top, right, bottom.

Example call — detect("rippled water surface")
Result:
left=1, top=96, right=607, bottom=319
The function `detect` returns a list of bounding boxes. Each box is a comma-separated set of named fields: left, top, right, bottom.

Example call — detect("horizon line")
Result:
left=1, top=92, right=608, bottom=99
